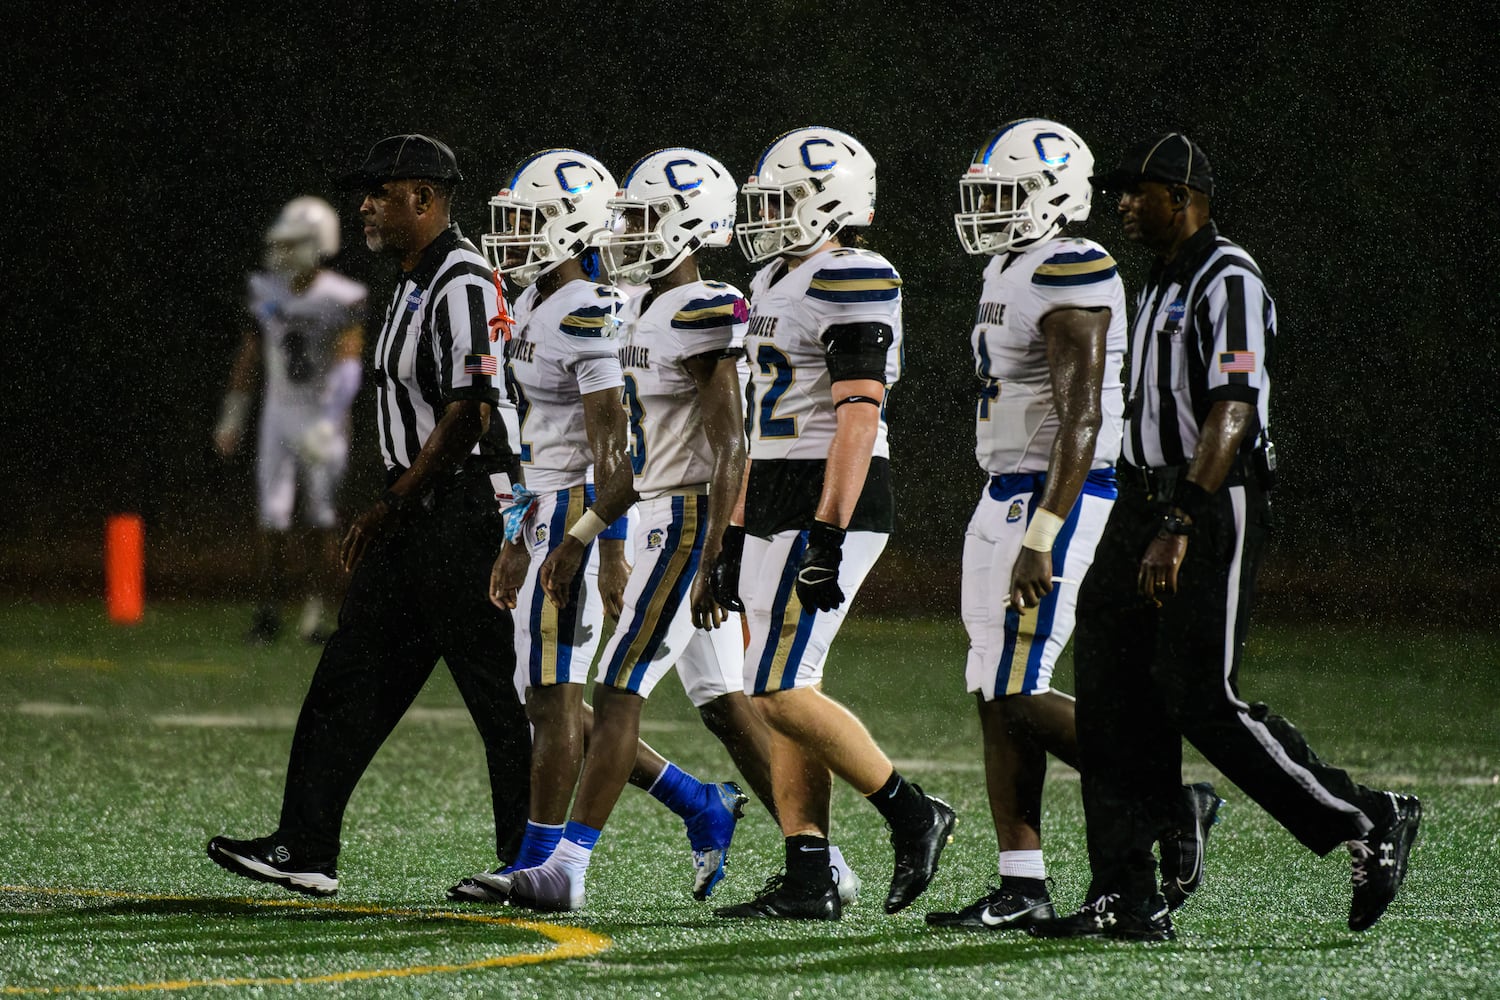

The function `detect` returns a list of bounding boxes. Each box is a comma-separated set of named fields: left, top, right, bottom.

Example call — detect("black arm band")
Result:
left=823, top=322, right=893, bottom=383
left=1172, top=479, right=1214, bottom=521
left=835, top=394, right=881, bottom=410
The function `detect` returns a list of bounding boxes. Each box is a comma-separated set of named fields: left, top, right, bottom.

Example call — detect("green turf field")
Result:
left=1, top=602, right=1496, bottom=998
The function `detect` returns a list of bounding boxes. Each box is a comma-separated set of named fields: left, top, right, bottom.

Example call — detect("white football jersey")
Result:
left=248, top=270, right=367, bottom=408
left=504, top=278, right=627, bottom=492
left=972, top=238, right=1127, bottom=474
left=744, top=246, right=903, bottom=461
left=617, top=280, right=748, bottom=499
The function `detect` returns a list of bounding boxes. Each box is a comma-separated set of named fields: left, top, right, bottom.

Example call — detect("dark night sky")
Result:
left=3, top=1, right=1496, bottom=607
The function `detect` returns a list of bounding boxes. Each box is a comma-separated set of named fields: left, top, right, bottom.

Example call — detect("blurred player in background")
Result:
left=214, top=196, right=366, bottom=644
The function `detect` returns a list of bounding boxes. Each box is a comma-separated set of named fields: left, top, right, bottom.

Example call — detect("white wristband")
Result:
left=567, top=509, right=609, bottom=545
left=1021, top=508, right=1066, bottom=553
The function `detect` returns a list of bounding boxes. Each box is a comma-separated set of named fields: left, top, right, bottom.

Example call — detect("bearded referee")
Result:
left=207, top=134, right=531, bottom=896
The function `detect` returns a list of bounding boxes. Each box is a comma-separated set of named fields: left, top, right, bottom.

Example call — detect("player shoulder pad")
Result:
left=1032, top=241, right=1118, bottom=288
left=558, top=283, right=626, bottom=339
left=806, top=251, right=902, bottom=305
left=672, top=283, right=749, bottom=331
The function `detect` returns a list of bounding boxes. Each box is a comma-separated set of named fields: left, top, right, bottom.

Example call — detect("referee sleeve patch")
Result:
left=808, top=266, right=902, bottom=304
left=560, top=304, right=620, bottom=338
left=1032, top=249, right=1118, bottom=287
left=464, top=353, right=499, bottom=376
left=672, top=293, right=749, bottom=330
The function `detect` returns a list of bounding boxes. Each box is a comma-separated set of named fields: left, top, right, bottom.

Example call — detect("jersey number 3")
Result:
left=622, top=374, right=647, bottom=476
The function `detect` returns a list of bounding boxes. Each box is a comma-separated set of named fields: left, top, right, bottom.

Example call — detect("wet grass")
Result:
left=0, top=601, right=1496, bottom=998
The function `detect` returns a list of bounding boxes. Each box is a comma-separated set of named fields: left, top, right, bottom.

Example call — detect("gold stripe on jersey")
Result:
left=1033, top=255, right=1118, bottom=277
left=673, top=302, right=738, bottom=324
left=560, top=313, right=613, bottom=331
left=1004, top=608, right=1039, bottom=696
left=808, top=276, right=903, bottom=292
left=608, top=498, right=701, bottom=688
left=536, top=486, right=590, bottom=686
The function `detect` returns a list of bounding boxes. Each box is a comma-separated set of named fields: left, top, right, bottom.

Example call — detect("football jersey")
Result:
left=247, top=269, right=367, bottom=408
left=617, top=280, right=748, bottom=499
left=505, top=278, right=627, bottom=492
left=971, top=238, right=1127, bottom=474
left=744, top=246, right=903, bottom=461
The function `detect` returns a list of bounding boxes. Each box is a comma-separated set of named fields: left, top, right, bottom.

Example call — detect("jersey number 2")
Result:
left=754, top=345, right=796, bottom=439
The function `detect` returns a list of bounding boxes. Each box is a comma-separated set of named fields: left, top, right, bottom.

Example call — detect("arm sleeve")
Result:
left=1198, top=267, right=1273, bottom=405
left=433, top=270, right=502, bottom=406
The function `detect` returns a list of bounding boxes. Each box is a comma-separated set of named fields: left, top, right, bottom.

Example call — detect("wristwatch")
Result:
left=1156, top=510, right=1194, bottom=538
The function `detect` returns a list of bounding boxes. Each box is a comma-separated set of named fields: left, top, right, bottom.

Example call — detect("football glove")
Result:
left=709, top=525, right=746, bottom=613
left=299, top=418, right=341, bottom=464
left=796, top=521, right=846, bottom=612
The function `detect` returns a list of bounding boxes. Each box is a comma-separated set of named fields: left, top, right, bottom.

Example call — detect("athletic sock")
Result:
left=998, top=849, right=1047, bottom=881
left=553, top=821, right=600, bottom=877
left=785, top=834, right=833, bottom=894
left=866, top=770, right=929, bottom=833
left=513, top=821, right=565, bottom=870
left=647, top=761, right=709, bottom=819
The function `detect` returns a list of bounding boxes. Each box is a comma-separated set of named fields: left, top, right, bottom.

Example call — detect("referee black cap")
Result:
left=338, top=134, right=464, bottom=189
left=1093, top=133, right=1214, bottom=198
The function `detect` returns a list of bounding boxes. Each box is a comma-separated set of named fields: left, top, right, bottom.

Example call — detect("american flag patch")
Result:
left=464, top=353, right=499, bottom=376
left=1218, top=351, right=1256, bottom=373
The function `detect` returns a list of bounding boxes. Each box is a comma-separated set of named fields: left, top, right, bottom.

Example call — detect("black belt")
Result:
left=1118, top=454, right=1259, bottom=501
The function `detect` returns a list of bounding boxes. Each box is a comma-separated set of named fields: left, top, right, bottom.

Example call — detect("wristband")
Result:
left=1172, top=479, right=1214, bottom=522
left=567, top=509, right=609, bottom=544
left=1021, top=508, right=1066, bottom=553
left=807, top=519, right=846, bottom=550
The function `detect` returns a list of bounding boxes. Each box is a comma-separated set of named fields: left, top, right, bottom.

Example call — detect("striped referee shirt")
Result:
left=372, top=224, right=514, bottom=471
left=1124, top=222, right=1276, bottom=469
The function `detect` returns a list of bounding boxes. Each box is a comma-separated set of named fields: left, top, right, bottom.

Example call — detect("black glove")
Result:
left=709, top=524, right=746, bottom=613
left=796, top=520, right=846, bottom=612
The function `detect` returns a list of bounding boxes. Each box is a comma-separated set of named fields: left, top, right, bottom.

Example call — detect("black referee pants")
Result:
left=1073, top=468, right=1386, bottom=901
left=275, top=466, right=530, bottom=862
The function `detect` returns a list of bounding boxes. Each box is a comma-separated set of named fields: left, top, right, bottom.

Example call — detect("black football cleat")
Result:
left=884, top=789, right=957, bottom=914
left=207, top=835, right=337, bottom=897
left=925, top=880, right=1057, bottom=930
left=713, top=873, right=841, bottom=921
left=1028, top=892, right=1175, bottom=942
left=1348, top=791, right=1422, bottom=931
left=1160, top=782, right=1224, bottom=910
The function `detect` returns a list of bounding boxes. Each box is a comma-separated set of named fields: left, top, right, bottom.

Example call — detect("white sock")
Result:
left=999, top=849, right=1047, bottom=880
left=552, top=835, right=595, bottom=878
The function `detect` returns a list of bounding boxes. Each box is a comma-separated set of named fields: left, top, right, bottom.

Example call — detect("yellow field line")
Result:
left=0, top=885, right=612, bottom=994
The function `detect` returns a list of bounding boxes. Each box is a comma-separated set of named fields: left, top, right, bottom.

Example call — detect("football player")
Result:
left=710, top=128, right=955, bottom=922
left=214, top=196, right=366, bottom=644
left=925, top=120, right=1221, bottom=932
left=446, top=149, right=741, bottom=908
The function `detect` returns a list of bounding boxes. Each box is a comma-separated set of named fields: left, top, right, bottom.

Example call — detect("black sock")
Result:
left=785, top=835, right=833, bottom=892
left=866, top=771, right=929, bottom=833
left=1000, top=874, right=1048, bottom=896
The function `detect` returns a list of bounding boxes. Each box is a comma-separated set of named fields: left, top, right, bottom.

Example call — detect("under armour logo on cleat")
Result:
left=1379, top=843, right=1396, bottom=867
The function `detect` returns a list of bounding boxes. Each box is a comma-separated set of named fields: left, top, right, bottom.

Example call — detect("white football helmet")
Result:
left=736, top=127, right=877, bottom=263
left=263, top=196, right=339, bottom=276
left=485, top=149, right=615, bottom=287
left=600, top=148, right=736, bottom=285
left=955, top=119, right=1095, bottom=255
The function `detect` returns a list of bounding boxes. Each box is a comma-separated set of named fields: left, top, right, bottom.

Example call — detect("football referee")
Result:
left=1032, top=134, right=1420, bottom=940
left=208, top=134, right=531, bottom=897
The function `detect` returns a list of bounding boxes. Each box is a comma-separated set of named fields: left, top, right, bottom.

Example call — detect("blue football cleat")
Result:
left=685, top=780, right=748, bottom=900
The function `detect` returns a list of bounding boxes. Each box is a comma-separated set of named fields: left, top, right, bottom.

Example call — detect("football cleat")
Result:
left=446, top=865, right=517, bottom=903
left=507, top=863, right=584, bottom=913
left=925, top=880, right=1057, bottom=930
left=1028, top=892, right=1174, bottom=942
left=712, top=872, right=841, bottom=921
left=1160, top=782, right=1224, bottom=910
left=686, top=781, right=748, bottom=900
left=884, top=789, right=957, bottom=914
left=1347, top=791, right=1421, bottom=931
left=207, top=835, right=337, bottom=897
left=829, top=845, right=861, bottom=905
